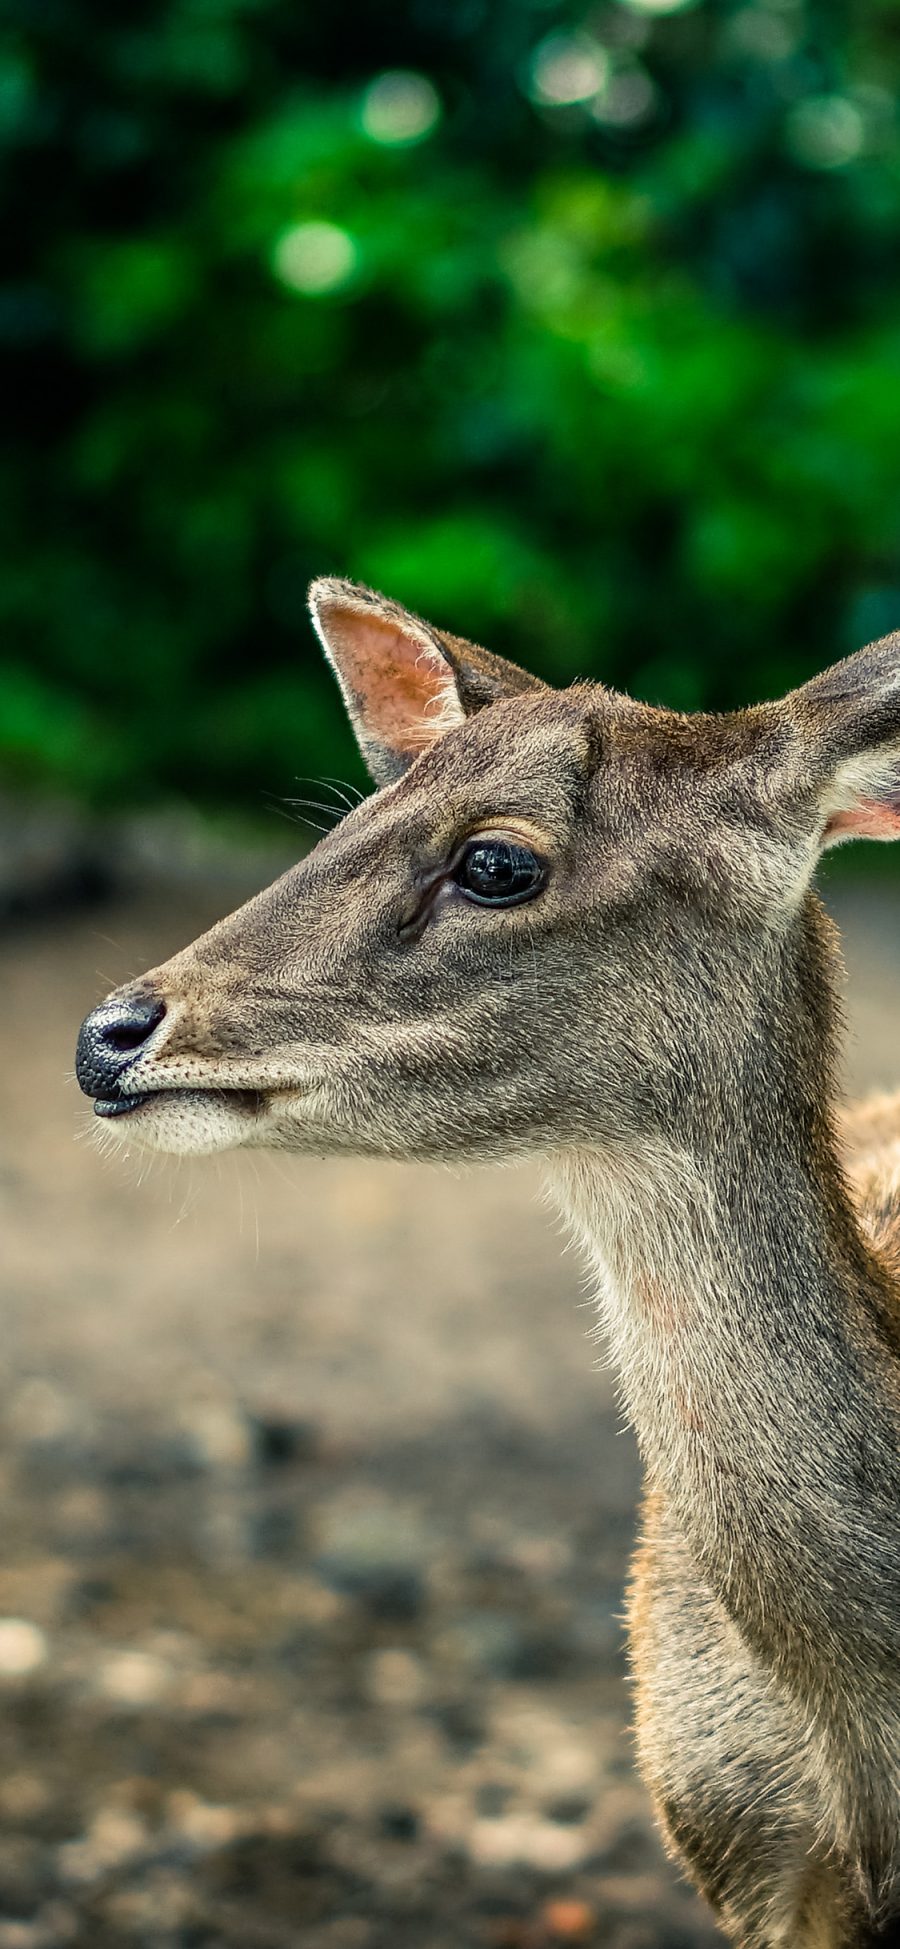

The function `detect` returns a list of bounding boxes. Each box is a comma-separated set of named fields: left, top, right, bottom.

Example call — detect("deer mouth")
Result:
left=87, top=1076, right=323, bottom=1157
left=92, top=1086, right=267, bottom=1121
left=93, top=1090, right=154, bottom=1119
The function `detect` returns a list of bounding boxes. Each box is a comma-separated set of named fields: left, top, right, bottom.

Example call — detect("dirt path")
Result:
left=0, top=872, right=897, bottom=1948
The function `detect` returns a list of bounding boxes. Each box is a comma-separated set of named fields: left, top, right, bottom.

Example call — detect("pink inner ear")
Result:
left=825, top=797, right=900, bottom=843
left=320, top=606, right=461, bottom=758
left=357, top=628, right=450, bottom=749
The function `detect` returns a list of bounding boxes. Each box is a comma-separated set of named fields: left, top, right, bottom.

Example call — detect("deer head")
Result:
left=75, top=580, right=900, bottom=1160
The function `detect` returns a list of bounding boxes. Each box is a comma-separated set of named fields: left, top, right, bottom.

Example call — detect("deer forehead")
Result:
left=354, top=689, right=781, bottom=857
left=171, top=692, right=796, bottom=1001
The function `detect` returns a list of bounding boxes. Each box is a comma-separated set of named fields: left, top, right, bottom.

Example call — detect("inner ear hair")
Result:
left=821, top=750, right=900, bottom=846
left=780, top=631, right=900, bottom=848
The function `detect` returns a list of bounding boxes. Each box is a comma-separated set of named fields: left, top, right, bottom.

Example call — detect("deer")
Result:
left=75, top=579, right=900, bottom=1948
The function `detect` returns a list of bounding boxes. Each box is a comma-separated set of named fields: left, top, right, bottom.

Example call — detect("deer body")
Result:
left=555, top=1009, right=900, bottom=1941
left=75, top=582, right=900, bottom=1947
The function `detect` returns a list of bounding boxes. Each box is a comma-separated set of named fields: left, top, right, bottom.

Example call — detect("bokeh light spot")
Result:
left=591, top=66, right=659, bottom=129
left=528, top=32, right=609, bottom=107
left=618, top=0, right=698, bottom=15
left=361, top=70, right=441, bottom=145
left=271, top=221, right=358, bottom=296
left=785, top=94, right=865, bottom=170
left=724, top=8, right=797, bottom=61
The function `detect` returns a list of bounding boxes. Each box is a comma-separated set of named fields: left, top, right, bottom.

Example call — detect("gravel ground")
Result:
left=1, top=866, right=898, bottom=1949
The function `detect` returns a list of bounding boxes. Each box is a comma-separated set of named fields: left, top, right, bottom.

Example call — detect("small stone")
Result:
left=540, top=1898, right=597, bottom=1940
left=471, top=1808, right=525, bottom=1871
left=438, top=1612, right=569, bottom=1682
left=65, top=1574, right=116, bottom=1622
left=502, top=1626, right=570, bottom=1682
left=468, top=1814, right=588, bottom=1872
left=377, top=1804, right=419, bottom=1841
left=96, top=1649, right=173, bottom=1706
left=438, top=1613, right=519, bottom=1676
left=363, top=1647, right=425, bottom=1708
left=0, top=1621, right=48, bottom=1678
left=166, top=1791, right=242, bottom=1850
left=315, top=1504, right=428, bottom=1620
left=544, top=1793, right=593, bottom=1826
left=508, top=1535, right=572, bottom=1579
left=87, top=1808, right=148, bottom=1866
left=179, top=1670, right=245, bottom=1717
left=475, top=1782, right=512, bottom=1817
left=421, top=1790, right=469, bottom=1849
left=100, top=1870, right=195, bottom=1932
left=524, top=1822, right=591, bottom=1873
left=427, top=1695, right=484, bottom=1751
left=57, top=1800, right=148, bottom=1878
left=57, top=1808, right=148, bottom=1884
left=534, top=1742, right=597, bottom=1796
left=181, top=1401, right=250, bottom=1470
left=250, top=1411, right=318, bottom=1467
left=290, top=1578, right=344, bottom=1626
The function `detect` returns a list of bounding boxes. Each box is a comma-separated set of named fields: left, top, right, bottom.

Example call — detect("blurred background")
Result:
left=4, top=2, right=900, bottom=1945
left=7, top=0, right=900, bottom=811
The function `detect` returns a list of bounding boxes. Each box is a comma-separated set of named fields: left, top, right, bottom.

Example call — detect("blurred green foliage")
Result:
left=3, top=0, right=900, bottom=806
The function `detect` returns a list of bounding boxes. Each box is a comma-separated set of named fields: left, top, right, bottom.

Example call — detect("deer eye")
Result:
left=453, top=838, right=545, bottom=907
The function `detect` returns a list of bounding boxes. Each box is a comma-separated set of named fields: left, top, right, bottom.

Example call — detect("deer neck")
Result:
left=549, top=899, right=900, bottom=1698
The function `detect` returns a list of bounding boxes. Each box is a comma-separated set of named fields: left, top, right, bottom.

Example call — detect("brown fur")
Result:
left=76, top=582, right=900, bottom=1947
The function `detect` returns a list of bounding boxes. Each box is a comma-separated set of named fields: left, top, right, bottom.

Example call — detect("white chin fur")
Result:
left=99, top=1091, right=252, bottom=1157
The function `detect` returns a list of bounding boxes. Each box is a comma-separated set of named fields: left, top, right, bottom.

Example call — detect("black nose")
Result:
left=75, top=993, right=166, bottom=1099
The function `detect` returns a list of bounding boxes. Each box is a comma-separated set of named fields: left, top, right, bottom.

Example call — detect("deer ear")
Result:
left=309, top=577, right=546, bottom=786
left=790, top=632, right=900, bottom=848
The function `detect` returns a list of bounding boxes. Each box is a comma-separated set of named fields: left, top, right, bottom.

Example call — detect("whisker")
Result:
left=282, top=797, right=349, bottom=819
left=265, top=803, right=334, bottom=837
left=291, top=776, right=366, bottom=814
left=313, top=776, right=366, bottom=809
